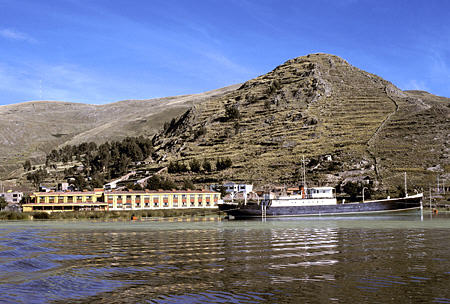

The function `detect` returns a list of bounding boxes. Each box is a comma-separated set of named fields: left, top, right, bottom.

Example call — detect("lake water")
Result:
left=0, top=213, right=449, bottom=303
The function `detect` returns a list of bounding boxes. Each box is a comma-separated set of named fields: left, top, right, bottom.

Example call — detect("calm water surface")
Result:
left=0, top=213, right=449, bottom=303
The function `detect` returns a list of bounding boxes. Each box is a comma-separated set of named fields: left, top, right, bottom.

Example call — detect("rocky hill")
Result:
left=152, top=54, right=449, bottom=191
left=0, top=85, right=238, bottom=178
left=2, top=53, right=449, bottom=193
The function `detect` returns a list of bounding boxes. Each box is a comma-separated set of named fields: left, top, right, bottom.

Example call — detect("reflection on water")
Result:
left=0, top=214, right=449, bottom=303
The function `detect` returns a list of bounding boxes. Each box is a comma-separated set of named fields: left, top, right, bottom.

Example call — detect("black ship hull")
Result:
left=219, top=194, right=423, bottom=219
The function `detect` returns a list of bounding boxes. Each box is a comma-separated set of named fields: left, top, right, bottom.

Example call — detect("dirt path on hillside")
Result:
left=366, top=86, right=400, bottom=183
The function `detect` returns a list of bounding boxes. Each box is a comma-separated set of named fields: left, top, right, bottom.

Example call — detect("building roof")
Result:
left=106, top=189, right=219, bottom=194
left=32, top=191, right=101, bottom=196
left=31, top=189, right=219, bottom=196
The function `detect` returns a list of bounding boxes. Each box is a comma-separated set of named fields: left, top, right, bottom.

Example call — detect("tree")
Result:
left=396, top=185, right=406, bottom=198
left=146, top=175, right=177, bottom=190
left=23, top=160, right=32, bottom=171
left=216, top=158, right=233, bottom=171
left=177, top=162, right=188, bottom=172
left=225, top=105, right=240, bottom=120
left=26, top=168, right=48, bottom=187
left=233, top=122, right=240, bottom=135
left=194, top=126, right=207, bottom=139
left=202, top=159, right=212, bottom=172
left=91, top=173, right=105, bottom=188
left=19, top=195, right=30, bottom=206
left=168, top=161, right=178, bottom=173
left=343, top=182, right=360, bottom=201
left=182, top=179, right=195, bottom=190
left=73, top=175, right=88, bottom=191
left=217, top=186, right=227, bottom=198
left=189, top=159, right=201, bottom=173
left=0, top=197, right=7, bottom=210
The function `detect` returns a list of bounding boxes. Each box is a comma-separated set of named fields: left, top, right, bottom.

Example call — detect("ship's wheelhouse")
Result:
left=306, top=187, right=335, bottom=199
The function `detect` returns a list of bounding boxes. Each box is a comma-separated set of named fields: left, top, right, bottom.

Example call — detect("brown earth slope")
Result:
left=152, top=53, right=449, bottom=190
left=2, top=53, right=448, bottom=192
left=0, top=85, right=239, bottom=178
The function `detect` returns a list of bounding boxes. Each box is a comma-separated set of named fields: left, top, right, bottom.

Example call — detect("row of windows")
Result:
left=42, top=196, right=94, bottom=200
left=38, top=194, right=217, bottom=199
left=35, top=194, right=219, bottom=203
left=109, top=201, right=214, bottom=209
left=105, top=194, right=218, bottom=201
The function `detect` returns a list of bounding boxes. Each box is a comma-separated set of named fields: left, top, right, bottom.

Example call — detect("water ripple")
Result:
left=0, top=220, right=449, bottom=303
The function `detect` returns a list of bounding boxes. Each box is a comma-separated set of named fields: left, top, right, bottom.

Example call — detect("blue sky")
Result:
left=0, top=0, right=449, bottom=105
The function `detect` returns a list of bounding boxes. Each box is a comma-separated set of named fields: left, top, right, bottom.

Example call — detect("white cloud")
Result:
left=202, top=51, right=253, bottom=76
left=0, top=28, right=36, bottom=43
left=403, top=79, right=429, bottom=92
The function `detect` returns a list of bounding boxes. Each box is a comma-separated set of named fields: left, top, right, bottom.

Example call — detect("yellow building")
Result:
left=22, top=189, right=220, bottom=213
left=23, top=189, right=107, bottom=212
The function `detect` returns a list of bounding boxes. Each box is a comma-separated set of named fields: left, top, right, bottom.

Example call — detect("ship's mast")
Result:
left=404, top=172, right=408, bottom=197
left=302, top=156, right=307, bottom=190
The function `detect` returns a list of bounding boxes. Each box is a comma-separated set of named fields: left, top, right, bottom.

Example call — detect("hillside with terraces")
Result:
left=152, top=53, right=449, bottom=192
left=3, top=53, right=449, bottom=195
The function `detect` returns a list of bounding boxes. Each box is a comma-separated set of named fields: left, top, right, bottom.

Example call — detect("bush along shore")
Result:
left=0, top=208, right=222, bottom=221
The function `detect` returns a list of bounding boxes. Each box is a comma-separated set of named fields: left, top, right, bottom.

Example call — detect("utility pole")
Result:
left=437, top=176, right=440, bottom=194
left=429, top=185, right=432, bottom=209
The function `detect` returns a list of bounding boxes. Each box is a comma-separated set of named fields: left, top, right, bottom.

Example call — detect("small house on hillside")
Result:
left=0, top=191, right=23, bottom=203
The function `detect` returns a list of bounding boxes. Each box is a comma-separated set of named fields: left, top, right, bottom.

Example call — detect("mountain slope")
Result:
left=152, top=53, right=449, bottom=190
left=0, top=84, right=239, bottom=178
left=2, top=53, right=448, bottom=193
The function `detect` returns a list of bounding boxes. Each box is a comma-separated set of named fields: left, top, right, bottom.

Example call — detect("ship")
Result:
left=219, top=186, right=424, bottom=219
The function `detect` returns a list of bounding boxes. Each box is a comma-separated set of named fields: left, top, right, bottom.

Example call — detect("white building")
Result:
left=223, top=183, right=253, bottom=194
left=0, top=191, right=23, bottom=203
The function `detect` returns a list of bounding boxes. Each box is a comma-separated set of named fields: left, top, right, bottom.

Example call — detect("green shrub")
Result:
left=33, top=212, right=50, bottom=219
left=225, top=105, right=240, bottom=120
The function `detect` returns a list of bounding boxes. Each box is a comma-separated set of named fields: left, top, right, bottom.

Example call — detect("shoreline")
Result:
left=0, top=208, right=223, bottom=221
